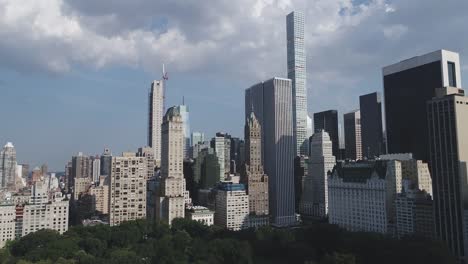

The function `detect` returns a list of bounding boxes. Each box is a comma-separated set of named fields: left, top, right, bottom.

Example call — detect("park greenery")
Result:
left=0, top=219, right=456, bottom=264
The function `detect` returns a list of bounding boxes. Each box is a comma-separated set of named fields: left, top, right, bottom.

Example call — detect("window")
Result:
left=448, top=61, right=457, bottom=87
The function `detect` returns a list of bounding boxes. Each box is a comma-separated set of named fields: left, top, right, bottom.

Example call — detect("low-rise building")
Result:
left=186, top=206, right=214, bottom=226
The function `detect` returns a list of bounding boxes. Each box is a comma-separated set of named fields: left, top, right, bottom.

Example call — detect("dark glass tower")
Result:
left=383, top=50, right=461, bottom=162
left=359, top=92, right=384, bottom=158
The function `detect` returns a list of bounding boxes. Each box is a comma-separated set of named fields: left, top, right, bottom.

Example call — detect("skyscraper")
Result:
left=155, top=106, right=186, bottom=225
left=344, top=110, right=362, bottom=160
left=245, top=77, right=296, bottom=226
left=211, top=135, right=225, bottom=181
left=0, top=142, right=16, bottom=190
left=300, top=131, right=336, bottom=217
left=383, top=50, right=461, bottom=161
left=427, top=86, right=468, bottom=260
left=148, top=79, right=164, bottom=164
left=100, top=148, right=112, bottom=177
left=313, top=110, right=339, bottom=158
left=243, top=112, right=269, bottom=226
left=191, top=132, right=205, bottom=146
left=287, top=11, right=308, bottom=156
left=175, top=104, right=190, bottom=159
left=92, top=157, right=100, bottom=183
left=71, top=153, right=92, bottom=180
left=359, top=92, right=384, bottom=158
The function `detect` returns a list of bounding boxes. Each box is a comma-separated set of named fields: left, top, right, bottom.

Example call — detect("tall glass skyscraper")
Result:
left=287, top=11, right=308, bottom=156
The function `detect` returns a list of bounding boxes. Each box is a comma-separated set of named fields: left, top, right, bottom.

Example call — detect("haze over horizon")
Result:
left=1, top=0, right=468, bottom=170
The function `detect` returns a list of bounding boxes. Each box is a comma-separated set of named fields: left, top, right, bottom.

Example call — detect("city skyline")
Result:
left=2, top=1, right=468, bottom=171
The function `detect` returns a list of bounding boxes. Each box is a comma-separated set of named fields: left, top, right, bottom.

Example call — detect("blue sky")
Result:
left=1, top=0, right=467, bottom=170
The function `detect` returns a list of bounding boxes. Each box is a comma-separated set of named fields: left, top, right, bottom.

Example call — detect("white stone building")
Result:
left=300, top=130, right=335, bottom=217
left=214, top=183, right=249, bottom=231
left=186, top=206, right=214, bottom=226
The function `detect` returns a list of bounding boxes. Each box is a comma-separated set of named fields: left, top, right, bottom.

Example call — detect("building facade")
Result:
left=344, top=110, right=362, bottom=160
left=155, top=106, right=186, bottom=225
left=148, top=80, right=165, bottom=164
left=185, top=206, right=214, bottom=226
left=427, top=86, right=468, bottom=260
left=175, top=104, right=190, bottom=159
left=214, top=183, right=249, bottom=231
left=0, top=204, right=15, bottom=248
left=328, top=161, right=399, bottom=234
left=383, top=50, right=461, bottom=162
left=359, top=92, right=384, bottom=158
left=21, top=182, right=69, bottom=237
left=286, top=11, right=308, bottom=156
left=395, top=189, right=433, bottom=239
left=0, top=142, right=16, bottom=191
left=301, top=131, right=336, bottom=217
left=109, top=153, right=147, bottom=226
left=313, top=110, right=339, bottom=158
left=243, top=113, right=269, bottom=226
left=245, top=77, right=296, bottom=226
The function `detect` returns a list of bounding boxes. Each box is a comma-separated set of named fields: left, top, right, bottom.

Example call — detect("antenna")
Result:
left=182, top=96, right=185, bottom=105
left=162, top=64, right=168, bottom=111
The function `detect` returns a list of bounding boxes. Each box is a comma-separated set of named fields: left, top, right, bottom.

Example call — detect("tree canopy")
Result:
left=0, top=218, right=456, bottom=264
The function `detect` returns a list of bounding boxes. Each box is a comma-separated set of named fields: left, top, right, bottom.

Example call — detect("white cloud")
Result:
left=383, top=24, right=408, bottom=40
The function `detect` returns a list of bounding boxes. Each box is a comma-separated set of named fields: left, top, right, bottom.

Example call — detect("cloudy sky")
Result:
left=1, top=0, right=467, bottom=170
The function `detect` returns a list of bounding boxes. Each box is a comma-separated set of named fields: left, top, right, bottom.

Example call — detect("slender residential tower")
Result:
left=148, top=66, right=168, bottom=165
left=344, top=110, right=362, bottom=160
left=246, top=77, right=296, bottom=226
left=156, top=106, right=186, bottom=225
left=287, top=11, right=308, bottom=156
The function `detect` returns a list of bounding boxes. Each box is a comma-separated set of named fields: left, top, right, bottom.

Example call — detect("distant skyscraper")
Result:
left=301, top=131, right=336, bottom=217
left=71, top=153, right=91, bottom=180
left=148, top=79, right=165, bottom=164
left=427, top=86, right=468, bottom=260
left=100, top=148, right=112, bottom=177
left=243, top=112, right=269, bottom=227
left=0, top=142, right=16, bottom=190
left=287, top=11, right=308, bottom=156
left=92, top=157, right=100, bottom=183
left=175, top=104, right=190, bottom=159
left=246, top=77, right=296, bottom=226
left=313, top=110, right=339, bottom=158
left=359, top=92, right=384, bottom=158
left=383, top=50, right=461, bottom=161
left=191, top=132, right=205, bottom=146
left=344, top=110, right=362, bottom=160
left=155, top=106, right=186, bottom=225
left=109, top=152, right=147, bottom=226
left=211, top=135, right=225, bottom=181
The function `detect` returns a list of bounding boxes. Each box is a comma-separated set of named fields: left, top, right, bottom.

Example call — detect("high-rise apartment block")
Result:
left=21, top=182, right=69, bottom=236
left=301, top=131, right=336, bottom=217
left=89, top=177, right=109, bottom=215
left=0, top=142, right=16, bottom=191
left=383, top=50, right=461, bottom=162
left=245, top=77, right=296, bottom=226
left=148, top=80, right=165, bottom=164
left=428, top=86, right=468, bottom=260
left=287, top=11, right=308, bottom=156
left=0, top=204, right=15, bottom=248
left=92, top=157, right=100, bottom=183
left=155, top=106, right=186, bottom=225
left=211, top=135, right=226, bottom=181
left=109, top=153, right=147, bottom=226
left=359, top=92, right=384, bottom=158
left=313, top=110, right=339, bottom=158
left=395, top=188, right=433, bottom=239
left=344, top=110, right=362, bottom=160
left=214, top=183, right=249, bottom=231
left=243, top=113, right=269, bottom=227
